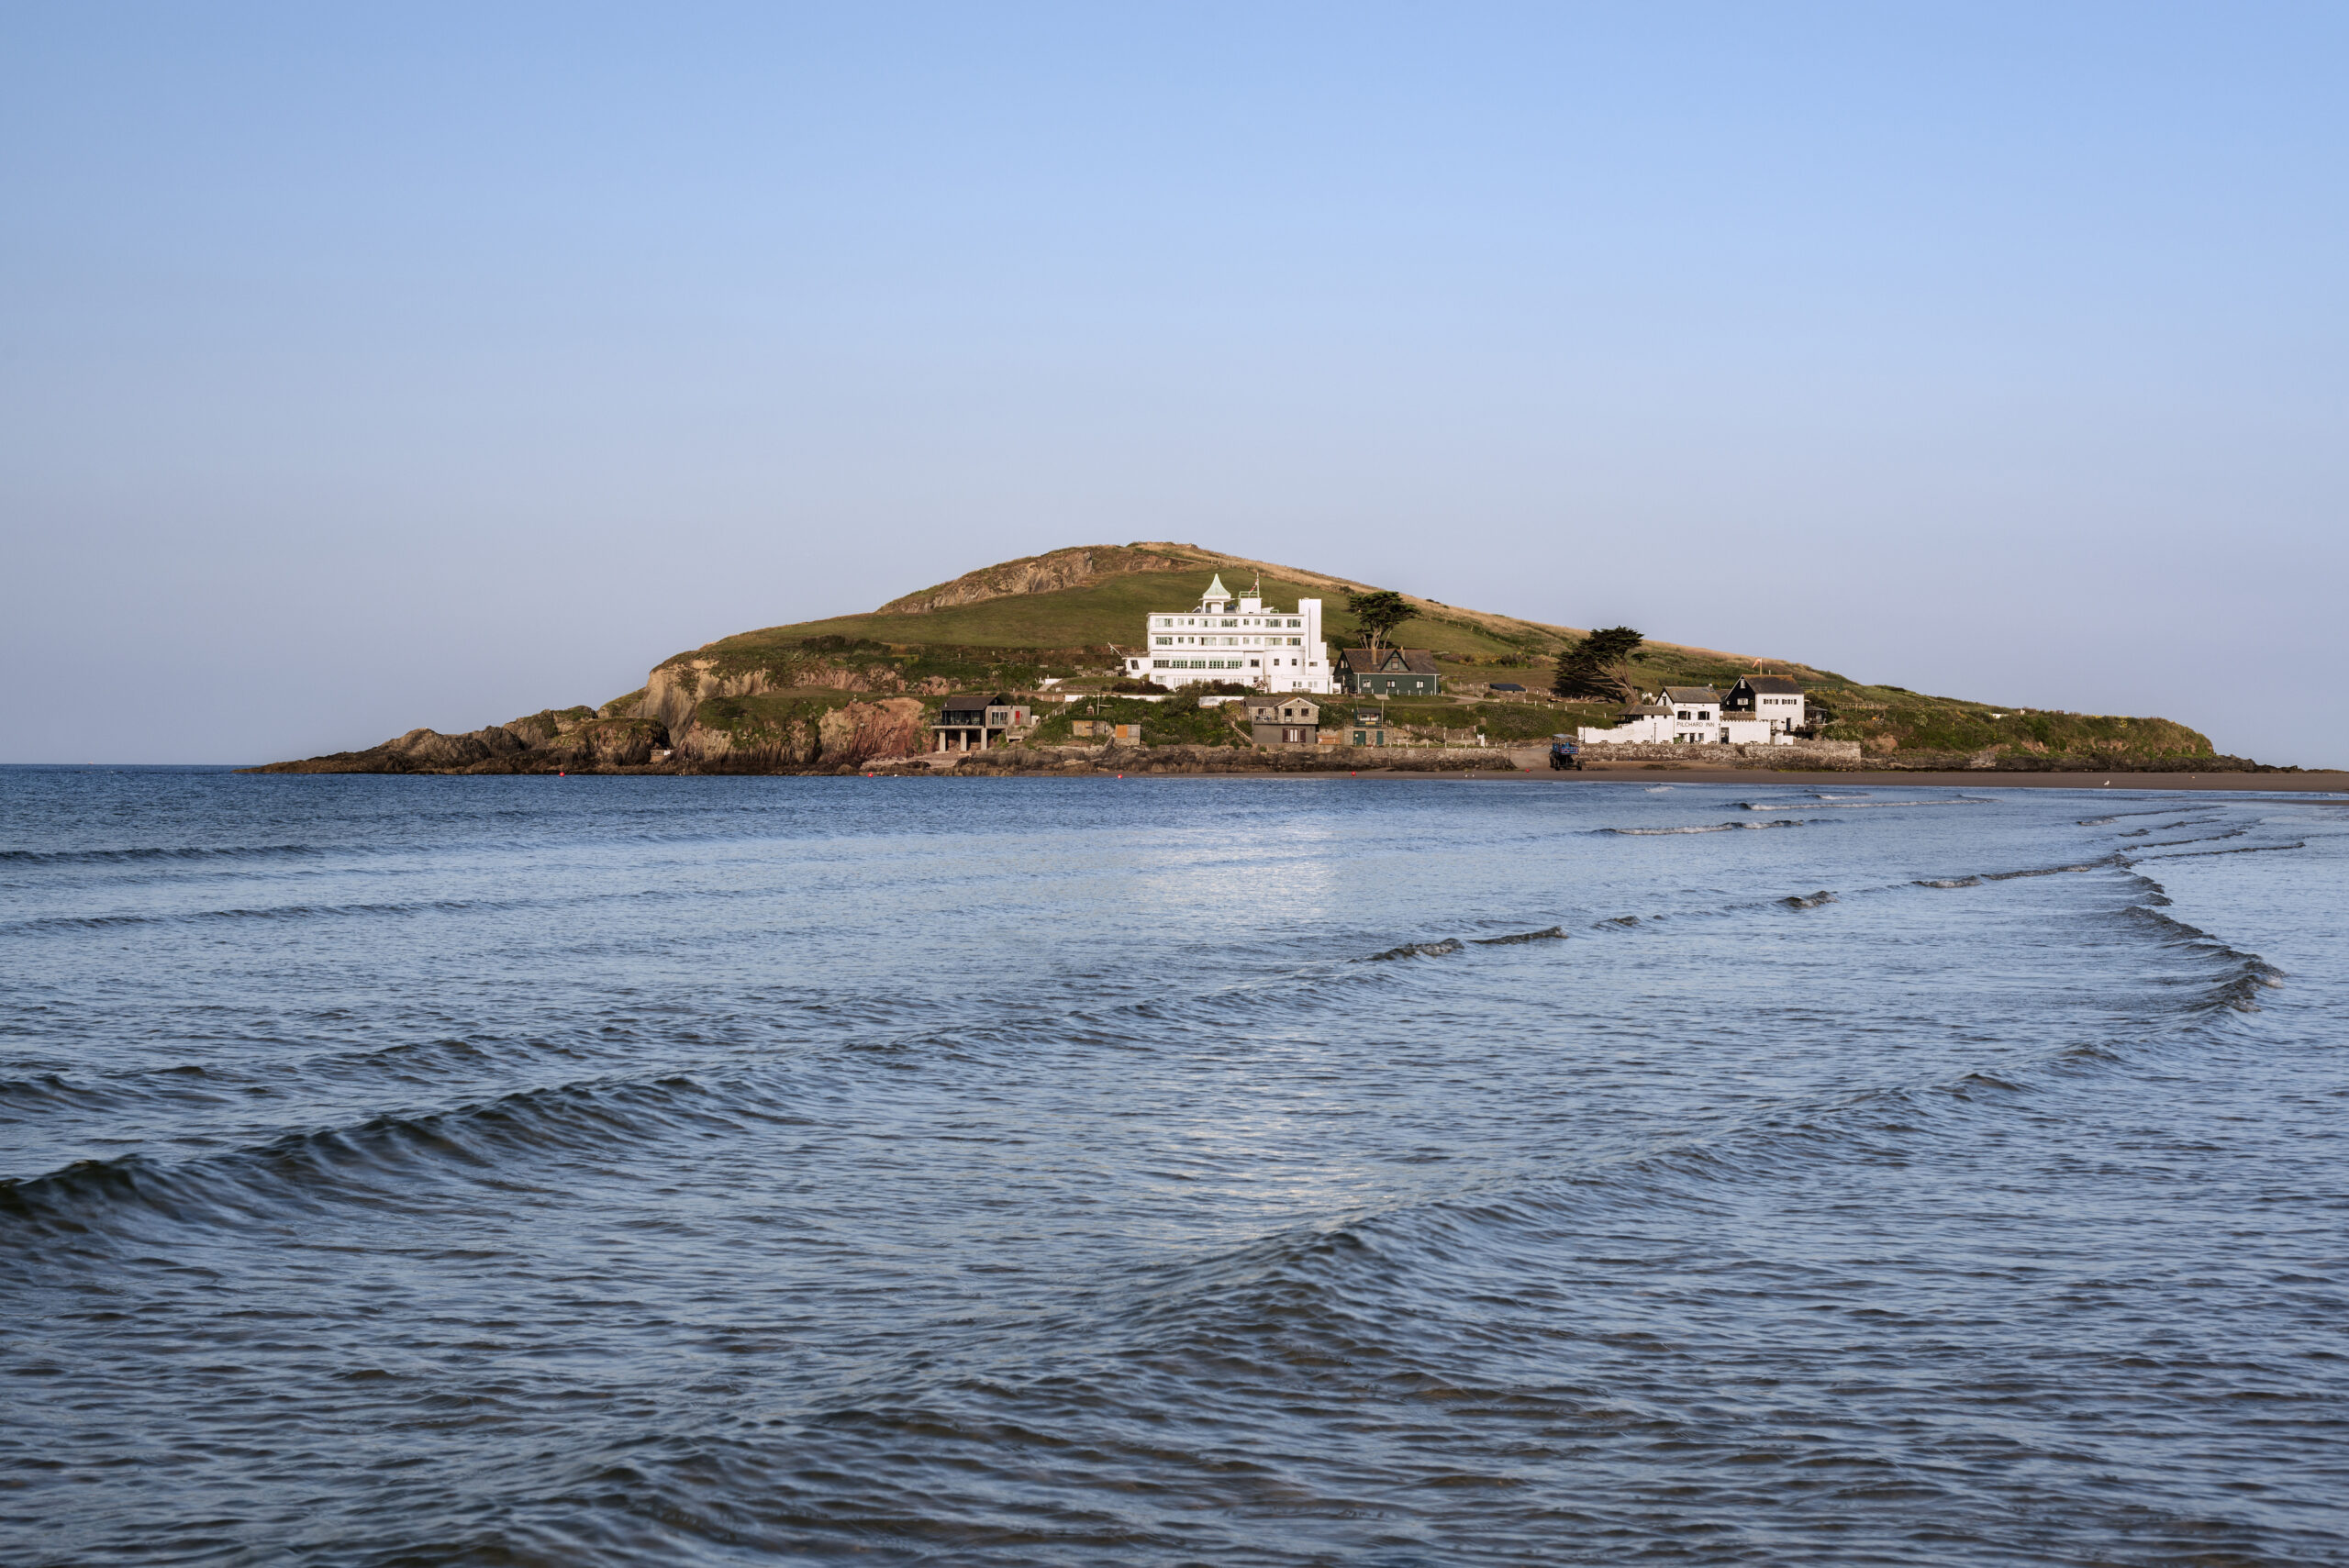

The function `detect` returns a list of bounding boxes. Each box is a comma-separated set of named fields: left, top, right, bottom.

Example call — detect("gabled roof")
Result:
left=1661, top=686, right=1721, bottom=703
left=1734, top=675, right=1805, bottom=695
left=1339, top=648, right=1440, bottom=674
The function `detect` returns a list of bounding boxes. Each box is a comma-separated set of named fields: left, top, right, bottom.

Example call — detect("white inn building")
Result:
left=1122, top=574, right=1334, bottom=693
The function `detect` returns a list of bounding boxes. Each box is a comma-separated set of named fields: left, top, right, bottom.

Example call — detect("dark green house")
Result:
left=1337, top=648, right=1441, bottom=695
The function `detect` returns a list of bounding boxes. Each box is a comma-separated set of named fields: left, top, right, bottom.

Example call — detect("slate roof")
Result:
left=1734, top=676, right=1805, bottom=695
left=1339, top=649, right=1441, bottom=675
left=1661, top=686, right=1722, bottom=704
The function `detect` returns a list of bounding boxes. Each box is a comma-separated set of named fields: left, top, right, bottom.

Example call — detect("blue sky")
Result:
left=4, top=2, right=2343, bottom=765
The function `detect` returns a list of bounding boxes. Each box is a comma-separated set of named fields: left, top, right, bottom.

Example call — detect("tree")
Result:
left=1345, top=589, right=1415, bottom=652
left=1552, top=626, right=1645, bottom=702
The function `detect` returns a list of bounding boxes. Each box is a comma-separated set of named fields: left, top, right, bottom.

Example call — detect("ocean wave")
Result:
left=0, top=1072, right=755, bottom=1240
left=1740, top=798, right=1986, bottom=812
left=1073, top=890, right=2292, bottom=1361
left=1353, top=925, right=1569, bottom=962
left=0, top=893, right=571, bottom=939
left=1470, top=927, right=1565, bottom=945
left=1980, top=862, right=2100, bottom=881
left=1368, top=939, right=1464, bottom=962
left=2116, top=905, right=2288, bottom=1010
left=0, top=911, right=163, bottom=934
left=0, top=1072, right=122, bottom=1117
left=0, top=842, right=330, bottom=866
left=2133, top=840, right=2306, bottom=862
left=1602, top=819, right=1808, bottom=835
left=2132, top=828, right=2249, bottom=850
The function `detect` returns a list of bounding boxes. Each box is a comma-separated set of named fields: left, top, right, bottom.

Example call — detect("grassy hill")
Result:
left=651, top=541, right=1820, bottom=688
left=613, top=542, right=2227, bottom=769
left=260, top=541, right=2242, bottom=773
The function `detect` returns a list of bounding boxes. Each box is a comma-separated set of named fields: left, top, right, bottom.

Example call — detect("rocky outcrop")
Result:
left=541, top=717, right=667, bottom=767
left=671, top=697, right=926, bottom=773
left=500, top=706, right=597, bottom=748
left=817, top=698, right=927, bottom=765
left=673, top=715, right=820, bottom=772
left=875, top=545, right=1189, bottom=615
left=639, top=658, right=908, bottom=737
left=251, top=716, right=669, bottom=774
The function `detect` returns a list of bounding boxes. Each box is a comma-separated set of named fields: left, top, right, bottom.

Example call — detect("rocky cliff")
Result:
left=255, top=696, right=928, bottom=776
left=252, top=711, right=670, bottom=774
left=874, top=544, right=1191, bottom=615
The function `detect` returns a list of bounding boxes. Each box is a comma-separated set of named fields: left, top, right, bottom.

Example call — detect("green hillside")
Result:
left=695, top=570, right=1543, bottom=661
left=651, top=542, right=1822, bottom=689
left=627, top=543, right=2225, bottom=769
left=259, top=541, right=2240, bottom=773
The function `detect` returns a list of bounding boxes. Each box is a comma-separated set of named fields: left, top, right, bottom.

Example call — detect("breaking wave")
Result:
left=1602, top=818, right=1808, bottom=834
left=1741, top=797, right=1987, bottom=811
left=1368, top=938, right=1464, bottom=961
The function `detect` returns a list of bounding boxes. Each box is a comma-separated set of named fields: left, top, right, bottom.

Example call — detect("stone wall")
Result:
left=1570, top=740, right=1864, bottom=764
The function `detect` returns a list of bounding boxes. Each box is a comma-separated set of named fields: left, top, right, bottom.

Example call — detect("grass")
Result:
left=636, top=547, right=2222, bottom=765
left=679, top=570, right=1548, bottom=664
left=1801, top=683, right=2212, bottom=761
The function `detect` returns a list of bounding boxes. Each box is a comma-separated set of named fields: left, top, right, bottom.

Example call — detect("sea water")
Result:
left=2, top=768, right=2343, bottom=1565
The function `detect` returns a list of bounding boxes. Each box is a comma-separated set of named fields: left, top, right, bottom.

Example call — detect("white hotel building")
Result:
left=1120, top=574, right=1334, bottom=694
